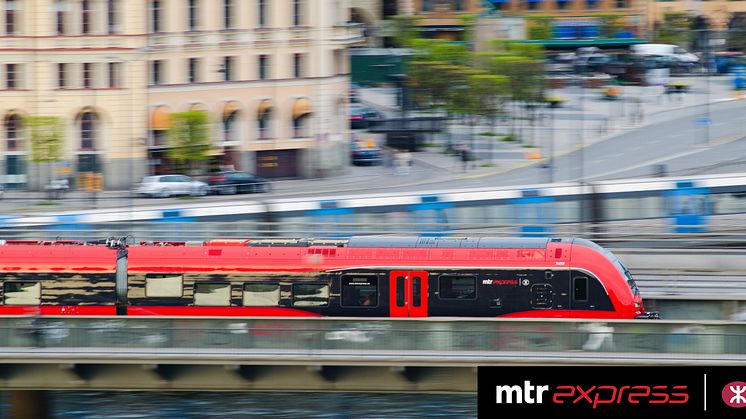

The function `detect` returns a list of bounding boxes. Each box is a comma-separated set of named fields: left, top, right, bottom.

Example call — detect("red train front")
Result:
left=0, top=236, right=657, bottom=319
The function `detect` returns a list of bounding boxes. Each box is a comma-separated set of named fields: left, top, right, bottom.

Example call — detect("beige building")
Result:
left=647, top=0, right=744, bottom=32
left=1, top=0, right=362, bottom=190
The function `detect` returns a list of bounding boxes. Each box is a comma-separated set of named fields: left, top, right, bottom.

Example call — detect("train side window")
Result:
left=341, top=276, right=378, bottom=307
left=145, top=275, right=183, bottom=297
left=573, top=276, right=589, bottom=302
left=439, top=276, right=476, bottom=299
left=293, top=283, right=329, bottom=307
left=3, top=282, right=41, bottom=305
left=194, top=283, right=231, bottom=306
left=396, top=276, right=405, bottom=307
left=243, top=283, right=280, bottom=306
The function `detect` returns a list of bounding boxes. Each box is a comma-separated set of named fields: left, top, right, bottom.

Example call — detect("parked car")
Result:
left=351, top=139, right=384, bottom=166
left=574, top=53, right=612, bottom=74
left=207, top=171, right=272, bottom=194
left=136, top=175, right=209, bottom=198
left=546, top=53, right=576, bottom=74
left=350, top=105, right=383, bottom=130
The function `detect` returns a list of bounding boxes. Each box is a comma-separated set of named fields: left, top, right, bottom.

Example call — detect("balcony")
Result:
left=329, top=22, right=366, bottom=45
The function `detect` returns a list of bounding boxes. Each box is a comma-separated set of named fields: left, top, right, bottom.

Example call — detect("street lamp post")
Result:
left=578, top=80, right=586, bottom=234
left=548, top=107, right=554, bottom=184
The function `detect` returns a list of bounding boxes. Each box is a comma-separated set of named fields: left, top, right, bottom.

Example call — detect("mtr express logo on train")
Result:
left=477, top=367, right=746, bottom=418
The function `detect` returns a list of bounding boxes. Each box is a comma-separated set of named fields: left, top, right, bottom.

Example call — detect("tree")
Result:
left=27, top=116, right=64, bottom=188
left=654, top=11, right=692, bottom=47
left=389, top=15, right=420, bottom=48
left=467, top=74, right=509, bottom=161
left=168, top=111, right=211, bottom=173
left=526, top=15, right=554, bottom=40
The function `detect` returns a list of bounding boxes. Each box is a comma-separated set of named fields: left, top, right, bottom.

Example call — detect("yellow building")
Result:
left=409, top=0, right=645, bottom=41
left=1, top=0, right=362, bottom=190
left=647, top=0, right=745, bottom=32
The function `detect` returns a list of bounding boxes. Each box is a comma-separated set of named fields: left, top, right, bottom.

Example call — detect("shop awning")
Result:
left=292, top=98, right=312, bottom=119
left=223, top=101, right=240, bottom=119
left=189, top=103, right=206, bottom=112
left=206, top=147, right=224, bottom=156
left=150, top=107, right=172, bottom=130
left=520, top=38, right=647, bottom=49
left=257, top=99, right=271, bottom=118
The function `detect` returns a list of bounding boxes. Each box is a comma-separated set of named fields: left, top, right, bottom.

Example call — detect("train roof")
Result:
left=139, top=236, right=577, bottom=249
left=0, top=236, right=580, bottom=248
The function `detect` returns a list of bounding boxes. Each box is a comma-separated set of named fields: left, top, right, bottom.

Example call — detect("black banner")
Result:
left=478, top=366, right=746, bottom=418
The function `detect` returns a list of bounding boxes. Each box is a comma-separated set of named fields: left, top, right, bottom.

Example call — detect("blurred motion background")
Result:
left=4, top=0, right=746, bottom=417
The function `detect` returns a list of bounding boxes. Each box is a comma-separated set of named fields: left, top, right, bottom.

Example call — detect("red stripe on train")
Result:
left=127, top=306, right=324, bottom=317
left=0, top=306, right=116, bottom=315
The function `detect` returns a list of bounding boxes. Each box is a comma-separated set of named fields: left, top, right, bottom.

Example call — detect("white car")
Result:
left=135, top=175, right=209, bottom=198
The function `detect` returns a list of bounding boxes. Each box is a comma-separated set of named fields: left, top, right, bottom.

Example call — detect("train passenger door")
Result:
left=389, top=271, right=428, bottom=317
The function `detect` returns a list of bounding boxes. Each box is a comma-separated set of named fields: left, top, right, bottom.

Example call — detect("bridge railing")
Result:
left=2, top=317, right=746, bottom=356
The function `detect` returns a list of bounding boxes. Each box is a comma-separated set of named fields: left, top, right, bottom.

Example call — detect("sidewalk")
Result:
left=360, top=75, right=741, bottom=173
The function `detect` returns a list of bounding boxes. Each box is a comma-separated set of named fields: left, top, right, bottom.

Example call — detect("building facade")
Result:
left=405, top=0, right=645, bottom=43
left=1, top=0, right=362, bottom=190
left=647, top=0, right=746, bottom=32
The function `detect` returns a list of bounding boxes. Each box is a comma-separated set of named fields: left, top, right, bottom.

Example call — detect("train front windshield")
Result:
left=573, top=238, right=639, bottom=296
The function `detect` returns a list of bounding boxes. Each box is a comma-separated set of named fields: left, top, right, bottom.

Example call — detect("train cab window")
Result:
left=243, top=283, right=280, bottom=306
left=292, top=283, right=329, bottom=307
left=194, top=283, right=231, bottom=306
left=439, top=276, right=476, bottom=299
left=145, top=275, right=183, bottom=297
left=3, top=282, right=41, bottom=305
left=341, top=276, right=378, bottom=307
left=573, top=276, right=589, bottom=302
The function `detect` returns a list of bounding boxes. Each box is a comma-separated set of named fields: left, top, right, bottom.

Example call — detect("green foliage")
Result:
left=506, top=42, right=545, bottom=60
left=457, top=14, right=478, bottom=43
left=526, top=16, right=554, bottom=40
left=27, top=116, right=64, bottom=163
left=168, top=111, right=211, bottom=164
left=432, top=42, right=470, bottom=66
left=389, top=15, right=420, bottom=48
left=654, top=11, right=693, bottom=46
left=490, top=56, right=545, bottom=103
left=467, top=74, right=509, bottom=119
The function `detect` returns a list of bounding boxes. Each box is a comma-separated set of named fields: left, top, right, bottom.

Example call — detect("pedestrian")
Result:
left=460, top=146, right=470, bottom=172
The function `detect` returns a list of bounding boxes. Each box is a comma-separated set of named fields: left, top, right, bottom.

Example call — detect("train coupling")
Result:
left=635, top=311, right=661, bottom=320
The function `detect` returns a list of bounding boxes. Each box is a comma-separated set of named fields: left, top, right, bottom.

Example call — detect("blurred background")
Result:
left=3, top=0, right=746, bottom=417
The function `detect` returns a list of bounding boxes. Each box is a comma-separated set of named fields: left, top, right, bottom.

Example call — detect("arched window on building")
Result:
left=223, top=102, right=239, bottom=143
left=257, top=100, right=272, bottom=139
left=5, top=113, right=20, bottom=151
left=292, top=98, right=312, bottom=138
left=77, top=110, right=99, bottom=173
left=4, top=113, right=26, bottom=189
left=293, top=98, right=311, bottom=138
